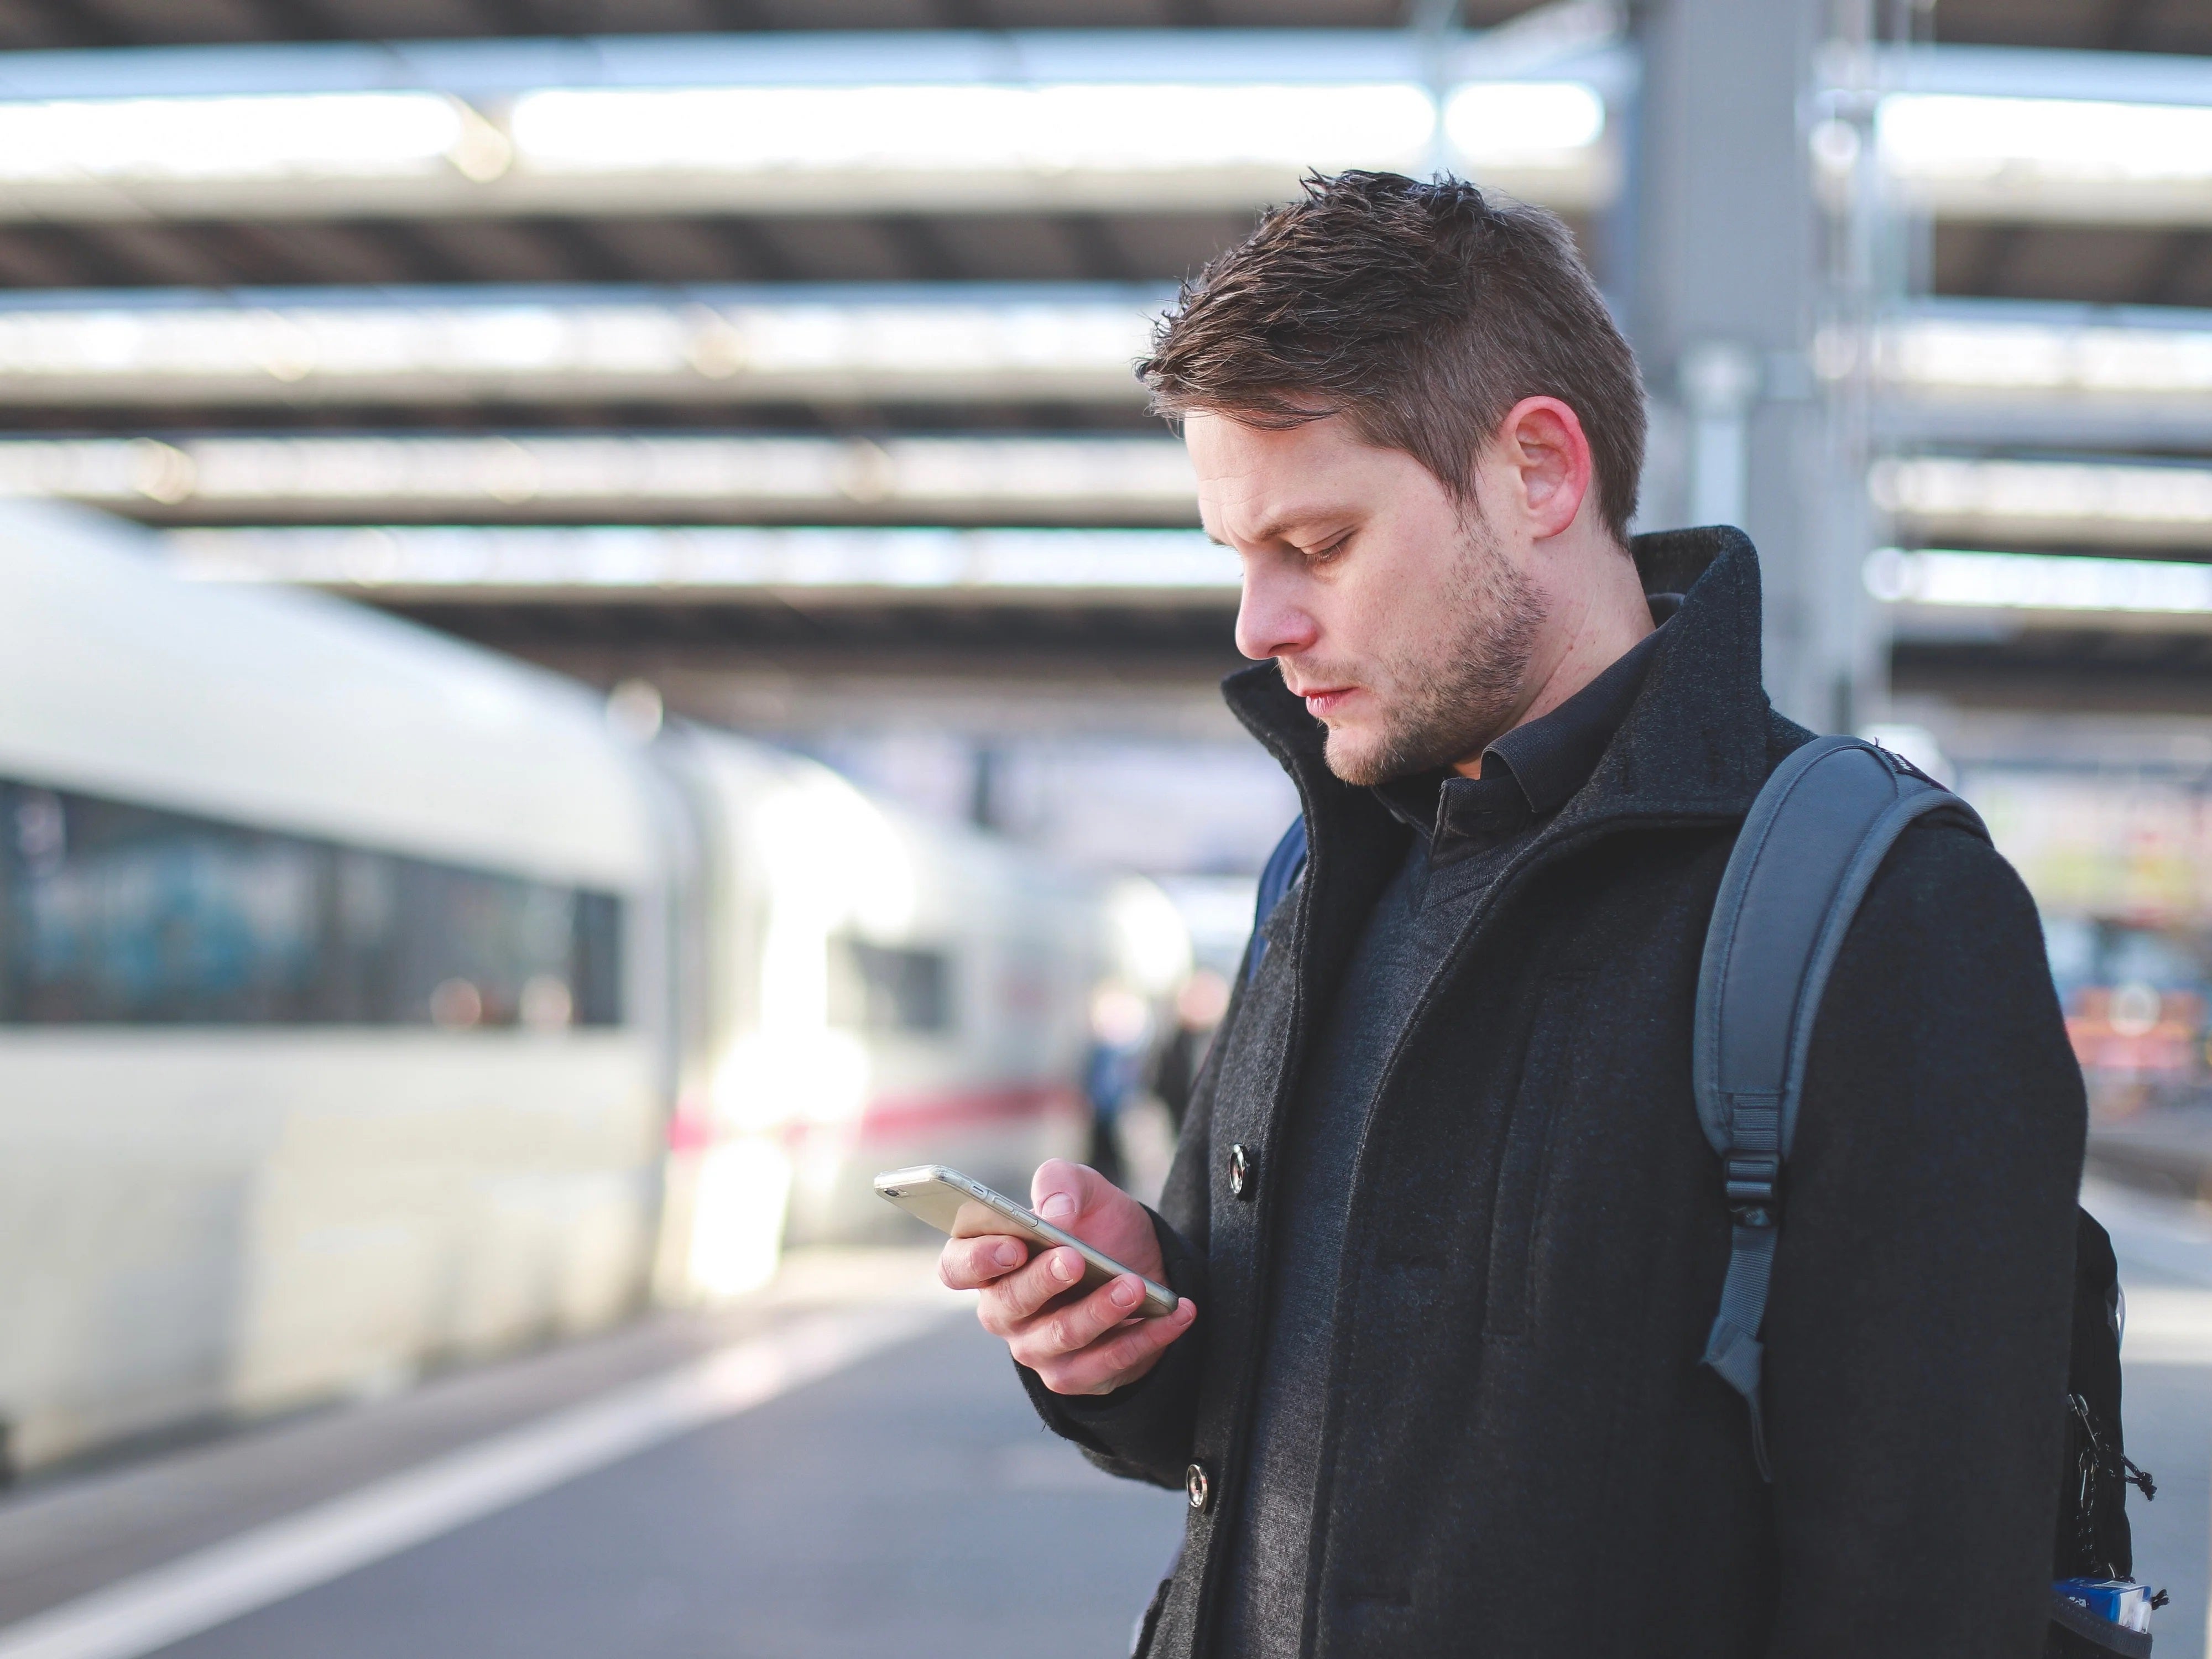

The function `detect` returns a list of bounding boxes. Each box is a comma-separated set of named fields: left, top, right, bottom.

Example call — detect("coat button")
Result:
left=1185, top=1462, right=1211, bottom=1511
left=1228, top=1143, right=1253, bottom=1199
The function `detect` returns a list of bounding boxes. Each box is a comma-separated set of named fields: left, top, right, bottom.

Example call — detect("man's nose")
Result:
left=1234, top=568, right=1318, bottom=662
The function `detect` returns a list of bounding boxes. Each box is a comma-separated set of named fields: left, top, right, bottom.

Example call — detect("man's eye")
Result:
left=1306, top=534, right=1352, bottom=562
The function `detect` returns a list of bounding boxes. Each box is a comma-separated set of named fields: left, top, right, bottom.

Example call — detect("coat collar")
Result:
left=1222, top=525, right=1779, bottom=837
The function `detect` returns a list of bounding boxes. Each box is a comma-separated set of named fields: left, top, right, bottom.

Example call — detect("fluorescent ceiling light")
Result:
left=0, top=432, right=1197, bottom=521
left=509, top=77, right=1602, bottom=180
left=23, top=289, right=2212, bottom=420
left=1828, top=315, right=2212, bottom=399
left=1871, top=457, right=2212, bottom=545
left=1442, top=81, right=1606, bottom=160
left=167, top=525, right=1240, bottom=599
left=1865, top=546, right=2212, bottom=615
left=509, top=81, right=1445, bottom=175
left=0, top=35, right=2201, bottom=226
left=0, top=289, right=1163, bottom=406
left=27, top=290, right=2212, bottom=415
left=0, top=74, right=1613, bottom=218
left=1881, top=94, right=2212, bottom=185
left=0, top=91, right=503, bottom=182
left=1877, top=92, right=2212, bottom=223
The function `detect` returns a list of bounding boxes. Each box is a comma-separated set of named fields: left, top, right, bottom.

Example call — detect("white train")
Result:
left=0, top=502, right=1171, bottom=1473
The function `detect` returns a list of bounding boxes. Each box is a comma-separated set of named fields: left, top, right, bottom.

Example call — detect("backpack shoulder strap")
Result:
left=1694, top=734, right=1987, bottom=1478
left=1245, top=816, right=1308, bottom=985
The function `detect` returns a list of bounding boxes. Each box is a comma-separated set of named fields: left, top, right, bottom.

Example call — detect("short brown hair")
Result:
left=1139, top=171, right=1645, bottom=542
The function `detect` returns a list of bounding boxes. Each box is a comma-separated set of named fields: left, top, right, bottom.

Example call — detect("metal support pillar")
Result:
left=1627, top=0, right=1882, bottom=732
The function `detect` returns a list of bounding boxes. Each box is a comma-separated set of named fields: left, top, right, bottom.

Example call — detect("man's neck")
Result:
left=1451, top=549, right=1655, bottom=779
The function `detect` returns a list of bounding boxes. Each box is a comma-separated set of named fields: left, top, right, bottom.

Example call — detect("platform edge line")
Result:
left=0, top=1301, right=954, bottom=1659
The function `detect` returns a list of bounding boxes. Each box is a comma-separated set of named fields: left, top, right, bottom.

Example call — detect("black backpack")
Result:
left=1248, top=734, right=2162, bottom=1654
left=1699, top=735, right=2161, bottom=1657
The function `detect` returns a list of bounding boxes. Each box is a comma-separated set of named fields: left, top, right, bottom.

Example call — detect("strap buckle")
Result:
left=1724, top=1154, right=1781, bottom=1227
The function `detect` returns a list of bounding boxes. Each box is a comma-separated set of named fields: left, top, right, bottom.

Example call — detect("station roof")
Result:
left=0, top=0, right=2199, bottom=714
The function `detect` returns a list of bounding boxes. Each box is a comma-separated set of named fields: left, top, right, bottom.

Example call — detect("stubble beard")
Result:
left=1310, top=518, right=1546, bottom=789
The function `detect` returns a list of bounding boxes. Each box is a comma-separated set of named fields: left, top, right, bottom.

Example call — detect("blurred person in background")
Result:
left=1085, top=984, right=1153, bottom=1188
left=1154, top=968, right=1231, bottom=1132
left=942, top=172, right=2084, bottom=1658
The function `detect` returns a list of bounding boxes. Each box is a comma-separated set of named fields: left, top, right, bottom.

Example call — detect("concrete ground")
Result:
left=2086, top=1178, right=2212, bottom=1659
left=0, top=1251, right=1183, bottom=1659
left=146, top=1318, right=1183, bottom=1659
left=0, top=1185, right=2200, bottom=1659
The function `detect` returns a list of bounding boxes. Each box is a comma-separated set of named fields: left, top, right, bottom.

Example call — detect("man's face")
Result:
left=1190, top=411, right=1545, bottom=786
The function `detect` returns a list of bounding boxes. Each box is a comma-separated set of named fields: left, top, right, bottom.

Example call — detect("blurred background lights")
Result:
left=518, top=972, right=575, bottom=1029
left=1875, top=315, right=2212, bottom=396
left=1872, top=457, right=2212, bottom=544
left=0, top=46, right=2196, bottom=236
left=0, top=289, right=1162, bottom=403
left=1880, top=94, right=2212, bottom=185
left=12, top=294, right=2212, bottom=415
left=684, top=1135, right=795, bottom=1297
left=507, top=81, right=1442, bottom=179
left=764, top=772, right=919, bottom=944
left=1103, top=876, right=1197, bottom=1001
left=0, top=91, right=483, bottom=182
left=167, top=526, right=1240, bottom=597
left=11, top=76, right=2212, bottom=233
left=1866, top=547, right=2212, bottom=615
left=604, top=678, right=665, bottom=744
left=1858, top=722, right=1955, bottom=787
left=1441, top=80, right=1607, bottom=156
left=0, top=50, right=1623, bottom=220
left=1089, top=984, right=1152, bottom=1048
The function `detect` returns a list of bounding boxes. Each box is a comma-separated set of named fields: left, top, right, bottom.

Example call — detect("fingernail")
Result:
left=1038, top=1192, right=1076, bottom=1223
left=1052, top=1250, right=1079, bottom=1283
left=994, top=1241, right=1021, bottom=1269
left=1110, top=1279, right=1140, bottom=1308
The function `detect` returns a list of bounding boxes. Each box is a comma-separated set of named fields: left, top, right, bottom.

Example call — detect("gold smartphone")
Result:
left=873, top=1164, right=1180, bottom=1319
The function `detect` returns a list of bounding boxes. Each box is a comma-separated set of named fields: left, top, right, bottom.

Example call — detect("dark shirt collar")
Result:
left=1374, top=604, right=1674, bottom=857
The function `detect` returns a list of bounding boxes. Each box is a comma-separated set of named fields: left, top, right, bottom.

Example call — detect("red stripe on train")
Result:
left=667, top=1083, right=1084, bottom=1153
left=857, top=1082, right=1085, bottom=1142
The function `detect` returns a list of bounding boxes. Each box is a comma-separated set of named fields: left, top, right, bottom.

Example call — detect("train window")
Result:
left=572, top=892, right=623, bottom=1027
left=0, top=780, right=623, bottom=1027
left=828, top=937, right=952, bottom=1034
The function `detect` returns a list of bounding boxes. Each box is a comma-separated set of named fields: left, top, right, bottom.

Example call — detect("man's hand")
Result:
left=939, top=1158, right=1198, bottom=1396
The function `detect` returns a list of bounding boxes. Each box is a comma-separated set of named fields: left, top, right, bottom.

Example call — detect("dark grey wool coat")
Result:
left=1022, top=527, right=2088, bottom=1658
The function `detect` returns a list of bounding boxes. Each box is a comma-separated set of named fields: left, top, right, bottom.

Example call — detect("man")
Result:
left=942, top=172, right=2085, bottom=1657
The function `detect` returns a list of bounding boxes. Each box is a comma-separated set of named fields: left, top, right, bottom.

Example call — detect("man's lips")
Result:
left=1296, top=686, right=1358, bottom=719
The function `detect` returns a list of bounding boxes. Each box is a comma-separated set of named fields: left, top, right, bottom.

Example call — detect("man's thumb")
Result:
left=1032, top=1158, right=1091, bottom=1223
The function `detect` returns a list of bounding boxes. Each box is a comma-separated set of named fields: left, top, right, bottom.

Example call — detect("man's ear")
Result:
left=1499, top=395, right=1594, bottom=541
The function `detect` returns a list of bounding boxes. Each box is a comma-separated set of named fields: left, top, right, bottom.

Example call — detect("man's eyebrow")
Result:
left=1204, top=510, right=1351, bottom=550
left=1248, top=512, right=1342, bottom=546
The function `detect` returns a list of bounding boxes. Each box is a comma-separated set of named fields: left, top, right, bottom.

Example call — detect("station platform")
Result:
left=0, top=1197, right=2200, bottom=1659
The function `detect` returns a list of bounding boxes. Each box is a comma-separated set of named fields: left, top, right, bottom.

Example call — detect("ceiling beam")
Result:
left=868, top=218, right=967, bottom=283
left=8, top=0, right=131, bottom=48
